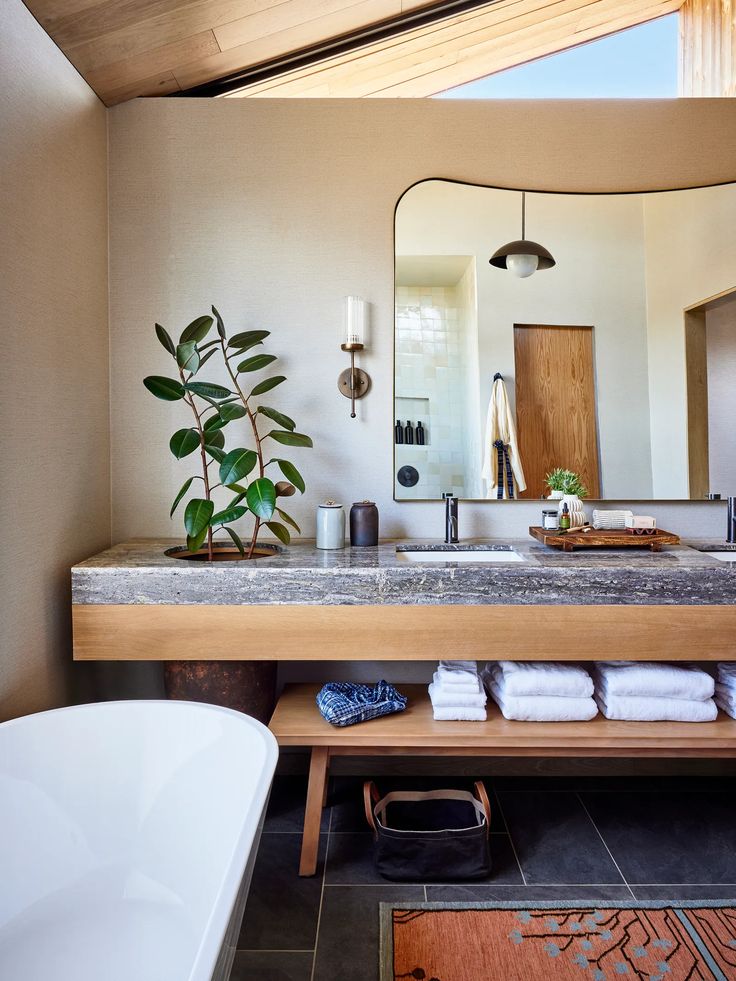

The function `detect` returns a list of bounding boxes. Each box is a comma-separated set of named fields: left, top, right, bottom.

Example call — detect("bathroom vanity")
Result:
left=73, top=539, right=736, bottom=662
left=72, top=538, right=736, bottom=875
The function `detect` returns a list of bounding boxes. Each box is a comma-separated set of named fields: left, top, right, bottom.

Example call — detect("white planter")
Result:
left=558, top=494, right=587, bottom=528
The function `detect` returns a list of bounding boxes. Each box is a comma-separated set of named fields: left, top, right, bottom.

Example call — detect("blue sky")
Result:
left=437, top=14, right=678, bottom=99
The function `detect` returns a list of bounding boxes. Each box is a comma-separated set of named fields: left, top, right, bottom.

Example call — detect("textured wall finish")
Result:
left=108, top=98, right=736, bottom=552
left=0, top=0, right=110, bottom=719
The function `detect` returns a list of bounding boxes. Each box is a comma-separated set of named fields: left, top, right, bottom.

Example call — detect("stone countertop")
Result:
left=72, top=538, right=736, bottom=607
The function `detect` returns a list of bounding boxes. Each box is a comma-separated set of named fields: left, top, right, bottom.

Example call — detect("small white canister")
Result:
left=316, top=501, right=345, bottom=550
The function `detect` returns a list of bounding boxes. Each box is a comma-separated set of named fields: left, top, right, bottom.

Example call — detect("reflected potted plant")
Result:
left=143, top=306, right=312, bottom=720
left=545, top=468, right=587, bottom=528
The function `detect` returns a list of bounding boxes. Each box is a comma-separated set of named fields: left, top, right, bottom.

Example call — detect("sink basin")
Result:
left=708, top=552, right=736, bottom=562
left=396, top=547, right=524, bottom=564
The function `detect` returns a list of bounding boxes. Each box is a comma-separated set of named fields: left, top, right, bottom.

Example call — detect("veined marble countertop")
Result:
left=72, top=538, right=736, bottom=606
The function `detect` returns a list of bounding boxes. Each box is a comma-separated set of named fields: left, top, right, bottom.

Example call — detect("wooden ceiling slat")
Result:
left=172, top=0, right=402, bottom=89
left=22, top=0, right=685, bottom=104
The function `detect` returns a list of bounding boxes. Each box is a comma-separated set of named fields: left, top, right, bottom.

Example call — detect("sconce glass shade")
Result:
left=343, top=295, right=367, bottom=347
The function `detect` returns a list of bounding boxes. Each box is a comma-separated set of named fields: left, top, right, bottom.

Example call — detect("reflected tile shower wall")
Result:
left=395, top=283, right=480, bottom=499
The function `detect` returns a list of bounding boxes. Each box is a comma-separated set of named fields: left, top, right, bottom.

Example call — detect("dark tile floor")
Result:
left=233, top=775, right=736, bottom=981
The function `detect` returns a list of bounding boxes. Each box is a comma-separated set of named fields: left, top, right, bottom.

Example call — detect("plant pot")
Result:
left=547, top=490, right=564, bottom=500
left=558, top=493, right=587, bottom=528
left=165, top=542, right=281, bottom=562
left=164, top=660, right=277, bottom=724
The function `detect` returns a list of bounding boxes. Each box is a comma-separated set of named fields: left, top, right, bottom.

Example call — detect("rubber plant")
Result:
left=144, top=307, right=312, bottom=560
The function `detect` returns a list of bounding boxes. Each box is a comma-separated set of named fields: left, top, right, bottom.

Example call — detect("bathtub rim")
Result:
left=0, top=699, right=279, bottom=981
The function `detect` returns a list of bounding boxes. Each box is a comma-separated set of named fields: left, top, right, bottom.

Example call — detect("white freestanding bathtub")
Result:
left=0, top=700, right=278, bottom=981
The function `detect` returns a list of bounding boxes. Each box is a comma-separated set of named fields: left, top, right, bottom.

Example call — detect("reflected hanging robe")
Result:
left=481, top=376, right=526, bottom=499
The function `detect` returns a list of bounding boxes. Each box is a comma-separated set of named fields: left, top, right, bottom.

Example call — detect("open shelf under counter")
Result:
left=271, top=684, right=736, bottom=758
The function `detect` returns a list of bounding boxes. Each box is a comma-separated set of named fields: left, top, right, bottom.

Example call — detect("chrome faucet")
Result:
left=728, top=497, right=736, bottom=544
left=443, top=492, right=459, bottom=544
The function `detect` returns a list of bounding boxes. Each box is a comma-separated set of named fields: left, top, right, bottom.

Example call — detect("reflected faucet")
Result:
left=728, top=497, right=736, bottom=544
left=443, top=492, right=459, bottom=544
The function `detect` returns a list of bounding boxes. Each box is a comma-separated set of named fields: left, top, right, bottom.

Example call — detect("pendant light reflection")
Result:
left=489, top=192, right=555, bottom=278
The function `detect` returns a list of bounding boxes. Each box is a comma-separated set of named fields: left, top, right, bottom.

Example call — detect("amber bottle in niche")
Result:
left=350, top=501, right=379, bottom=546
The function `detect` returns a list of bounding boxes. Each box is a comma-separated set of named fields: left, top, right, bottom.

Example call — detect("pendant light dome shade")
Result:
left=489, top=192, right=555, bottom=277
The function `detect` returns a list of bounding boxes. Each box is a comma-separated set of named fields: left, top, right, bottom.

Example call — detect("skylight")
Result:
left=436, top=14, right=678, bottom=99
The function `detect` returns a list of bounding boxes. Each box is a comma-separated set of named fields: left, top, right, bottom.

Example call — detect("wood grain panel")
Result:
left=270, top=684, right=736, bottom=753
left=680, top=0, right=736, bottom=96
left=72, top=603, right=736, bottom=661
left=685, top=308, right=710, bottom=499
left=514, top=324, right=601, bottom=499
left=22, top=0, right=685, bottom=105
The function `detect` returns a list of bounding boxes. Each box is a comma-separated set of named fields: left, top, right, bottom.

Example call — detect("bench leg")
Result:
left=299, top=746, right=329, bottom=877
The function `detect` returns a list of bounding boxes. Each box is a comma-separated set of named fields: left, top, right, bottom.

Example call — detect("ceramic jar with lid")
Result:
left=316, top=501, right=345, bottom=550
left=350, top=501, right=379, bottom=547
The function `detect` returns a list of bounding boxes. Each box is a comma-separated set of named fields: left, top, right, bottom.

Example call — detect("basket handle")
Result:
left=474, top=781, right=492, bottom=837
left=363, top=780, right=380, bottom=837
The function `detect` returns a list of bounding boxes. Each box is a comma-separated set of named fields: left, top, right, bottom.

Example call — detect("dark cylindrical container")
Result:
left=350, top=501, right=379, bottom=546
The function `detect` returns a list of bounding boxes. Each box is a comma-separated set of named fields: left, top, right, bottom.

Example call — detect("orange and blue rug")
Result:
left=380, top=901, right=736, bottom=980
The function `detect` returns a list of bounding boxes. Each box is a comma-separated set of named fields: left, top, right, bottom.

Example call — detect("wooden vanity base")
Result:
left=269, top=684, right=736, bottom=876
left=72, top=603, right=736, bottom=661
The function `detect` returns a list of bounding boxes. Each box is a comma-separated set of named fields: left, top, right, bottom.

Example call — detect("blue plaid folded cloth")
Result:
left=316, top=681, right=408, bottom=727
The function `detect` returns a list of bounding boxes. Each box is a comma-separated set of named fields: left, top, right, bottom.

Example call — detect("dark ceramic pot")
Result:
left=164, top=660, right=277, bottom=724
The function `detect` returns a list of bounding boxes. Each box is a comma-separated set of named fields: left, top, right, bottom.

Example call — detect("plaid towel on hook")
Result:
left=316, top=681, right=408, bottom=727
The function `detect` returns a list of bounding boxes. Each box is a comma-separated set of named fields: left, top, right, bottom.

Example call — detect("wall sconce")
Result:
left=338, top=295, right=371, bottom=418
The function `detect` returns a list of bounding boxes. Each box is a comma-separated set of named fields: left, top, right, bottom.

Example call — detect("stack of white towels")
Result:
left=429, top=661, right=487, bottom=721
left=594, top=662, right=717, bottom=721
left=481, top=661, right=598, bottom=721
left=714, top=663, right=736, bottom=719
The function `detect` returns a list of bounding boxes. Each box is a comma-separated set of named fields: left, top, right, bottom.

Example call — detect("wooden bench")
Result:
left=268, top=683, right=736, bottom=876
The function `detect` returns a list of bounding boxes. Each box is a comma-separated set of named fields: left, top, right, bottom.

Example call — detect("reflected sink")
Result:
left=396, top=546, right=524, bottom=564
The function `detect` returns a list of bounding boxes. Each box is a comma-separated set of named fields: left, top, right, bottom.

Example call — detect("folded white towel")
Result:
left=432, top=704, right=487, bottom=722
left=715, top=683, right=736, bottom=719
left=428, top=682, right=486, bottom=709
left=592, top=509, right=634, bottom=530
left=432, top=671, right=481, bottom=694
left=595, top=693, right=717, bottom=722
left=486, top=661, right=593, bottom=699
left=489, top=681, right=597, bottom=722
left=594, top=662, right=714, bottom=701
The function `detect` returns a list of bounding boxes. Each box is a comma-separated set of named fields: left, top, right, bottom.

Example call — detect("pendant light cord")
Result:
left=521, top=191, right=526, bottom=240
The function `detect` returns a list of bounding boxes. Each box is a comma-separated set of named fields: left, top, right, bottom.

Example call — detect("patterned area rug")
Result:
left=380, top=901, right=736, bottom=981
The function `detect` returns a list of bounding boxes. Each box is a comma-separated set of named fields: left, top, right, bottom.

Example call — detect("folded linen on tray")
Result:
left=595, top=693, right=717, bottom=722
left=488, top=680, right=598, bottom=722
left=594, top=662, right=714, bottom=700
left=432, top=704, right=487, bottom=722
left=428, top=681, right=486, bottom=709
left=487, top=661, right=593, bottom=698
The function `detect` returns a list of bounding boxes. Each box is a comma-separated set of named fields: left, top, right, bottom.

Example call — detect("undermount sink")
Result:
left=396, top=546, right=524, bottom=564
left=708, top=552, right=736, bottom=562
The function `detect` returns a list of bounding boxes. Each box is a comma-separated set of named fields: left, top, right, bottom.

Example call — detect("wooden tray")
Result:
left=529, top=525, right=680, bottom=552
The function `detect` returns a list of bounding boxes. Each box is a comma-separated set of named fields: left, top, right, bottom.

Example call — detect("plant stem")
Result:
left=179, top=367, right=214, bottom=561
left=220, top=340, right=266, bottom=557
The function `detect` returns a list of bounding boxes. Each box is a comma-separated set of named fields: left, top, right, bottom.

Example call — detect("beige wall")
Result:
left=108, top=99, right=736, bottom=548
left=643, top=184, right=736, bottom=497
left=0, top=0, right=110, bottom=719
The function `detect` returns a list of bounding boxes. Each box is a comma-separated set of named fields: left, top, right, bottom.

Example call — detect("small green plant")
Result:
left=144, top=307, right=312, bottom=560
left=545, top=468, right=588, bottom=498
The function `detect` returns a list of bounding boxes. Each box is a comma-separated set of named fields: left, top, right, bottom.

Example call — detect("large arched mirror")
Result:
left=394, top=180, right=736, bottom=502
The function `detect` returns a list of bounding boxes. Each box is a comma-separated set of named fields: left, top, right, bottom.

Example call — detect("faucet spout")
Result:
left=443, top=492, right=459, bottom=544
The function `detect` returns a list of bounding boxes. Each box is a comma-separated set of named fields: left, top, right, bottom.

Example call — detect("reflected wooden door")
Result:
left=513, top=325, right=601, bottom=499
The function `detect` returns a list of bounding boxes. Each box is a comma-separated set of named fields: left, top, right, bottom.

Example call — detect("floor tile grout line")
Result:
left=321, top=882, right=635, bottom=888
left=576, top=792, right=636, bottom=901
left=489, top=792, right=527, bottom=886
left=310, top=805, right=331, bottom=981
